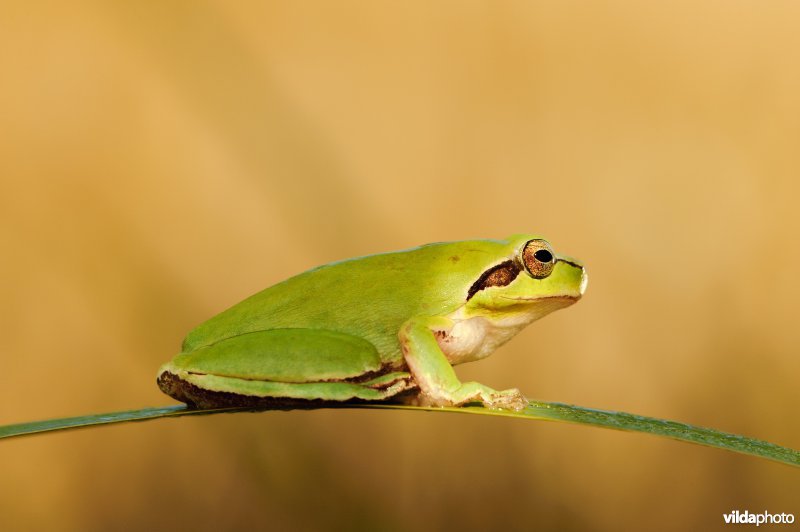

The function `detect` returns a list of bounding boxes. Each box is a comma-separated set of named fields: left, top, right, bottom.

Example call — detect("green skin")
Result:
left=157, top=234, right=587, bottom=410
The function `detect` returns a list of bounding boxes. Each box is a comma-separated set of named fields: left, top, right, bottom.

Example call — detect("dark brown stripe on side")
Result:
left=157, top=371, right=331, bottom=409
left=467, top=260, right=521, bottom=300
left=557, top=258, right=583, bottom=269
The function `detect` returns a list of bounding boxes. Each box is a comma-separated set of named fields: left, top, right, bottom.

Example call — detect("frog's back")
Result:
left=181, top=238, right=513, bottom=359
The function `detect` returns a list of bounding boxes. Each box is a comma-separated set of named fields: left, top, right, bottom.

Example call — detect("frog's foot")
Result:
left=479, top=387, right=528, bottom=411
left=409, top=383, right=527, bottom=411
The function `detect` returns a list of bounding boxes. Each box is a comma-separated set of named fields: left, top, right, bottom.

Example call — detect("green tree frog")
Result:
left=157, top=235, right=587, bottom=411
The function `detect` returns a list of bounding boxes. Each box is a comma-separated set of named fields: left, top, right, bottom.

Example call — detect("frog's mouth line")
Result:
left=498, top=294, right=582, bottom=303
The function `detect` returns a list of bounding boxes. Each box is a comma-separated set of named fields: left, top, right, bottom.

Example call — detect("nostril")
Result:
left=534, top=249, right=553, bottom=263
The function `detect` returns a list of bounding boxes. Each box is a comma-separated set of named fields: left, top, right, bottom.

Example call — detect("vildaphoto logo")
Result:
left=723, top=510, right=795, bottom=526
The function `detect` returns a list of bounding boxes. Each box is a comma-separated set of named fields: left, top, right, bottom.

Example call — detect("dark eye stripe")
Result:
left=467, top=260, right=521, bottom=300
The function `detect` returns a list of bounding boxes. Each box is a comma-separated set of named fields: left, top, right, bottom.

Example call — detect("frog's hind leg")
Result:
left=157, top=328, right=414, bottom=408
left=157, top=371, right=415, bottom=409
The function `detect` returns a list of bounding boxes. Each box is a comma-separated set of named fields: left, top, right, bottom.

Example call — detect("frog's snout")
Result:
left=579, top=267, right=588, bottom=296
left=554, top=256, right=587, bottom=299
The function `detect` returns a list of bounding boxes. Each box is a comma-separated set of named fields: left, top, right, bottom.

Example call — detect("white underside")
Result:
left=437, top=297, right=577, bottom=365
left=436, top=312, right=532, bottom=365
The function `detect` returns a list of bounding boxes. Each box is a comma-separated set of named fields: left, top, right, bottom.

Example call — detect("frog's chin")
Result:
left=497, top=295, right=582, bottom=323
left=443, top=295, right=579, bottom=364
left=458, top=295, right=579, bottom=332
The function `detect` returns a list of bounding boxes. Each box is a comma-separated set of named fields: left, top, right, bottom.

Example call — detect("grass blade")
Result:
left=1, top=401, right=797, bottom=467
left=0, top=405, right=244, bottom=438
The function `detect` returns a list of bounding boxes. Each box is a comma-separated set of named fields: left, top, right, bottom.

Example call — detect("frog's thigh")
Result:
left=180, top=373, right=411, bottom=403
left=161, top=328, right=412, bottom=404
left=171, top=328, right=382, bottom=382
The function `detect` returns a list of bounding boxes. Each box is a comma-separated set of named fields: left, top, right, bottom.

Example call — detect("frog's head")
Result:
left=464, top=236, right=587, bottom=323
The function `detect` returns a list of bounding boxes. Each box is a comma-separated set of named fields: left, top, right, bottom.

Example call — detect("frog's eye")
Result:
left=522, top=239, right=556, bottom=278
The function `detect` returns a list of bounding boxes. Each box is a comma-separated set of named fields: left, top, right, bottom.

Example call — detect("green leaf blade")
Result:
left=0, top=401, right=797, bottom=468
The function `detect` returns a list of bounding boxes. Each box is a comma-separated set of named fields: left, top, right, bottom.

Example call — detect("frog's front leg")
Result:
left=398, top=316, right=527, bottom=411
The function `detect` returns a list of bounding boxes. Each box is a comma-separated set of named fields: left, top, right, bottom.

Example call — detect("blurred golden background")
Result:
left=1, top=1, right=798, bottom=530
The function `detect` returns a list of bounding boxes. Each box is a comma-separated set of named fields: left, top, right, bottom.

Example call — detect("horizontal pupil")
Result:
left=534, top=249, right=553, bottom=263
